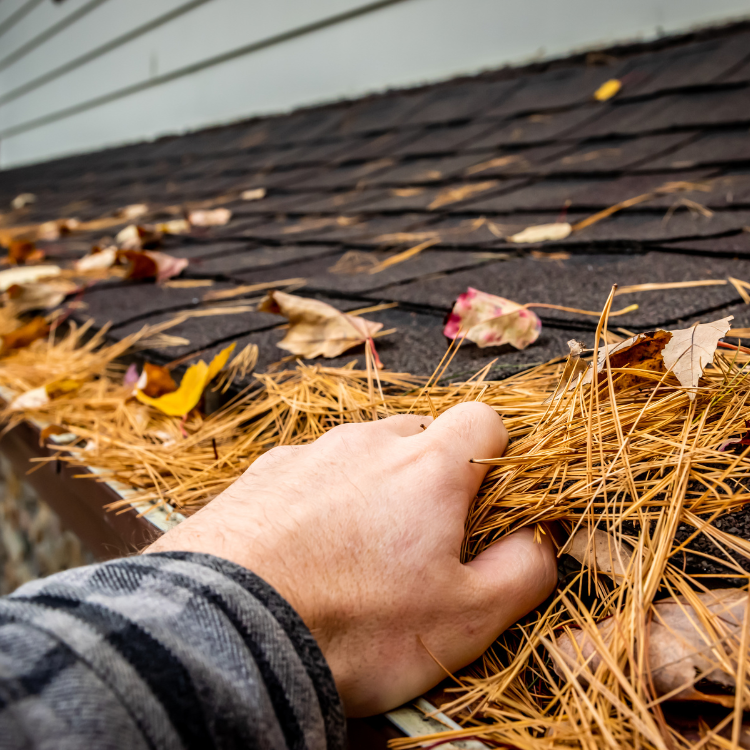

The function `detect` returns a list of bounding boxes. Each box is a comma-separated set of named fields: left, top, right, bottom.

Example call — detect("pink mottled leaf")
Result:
left=443, top=287, right=541, bottom=350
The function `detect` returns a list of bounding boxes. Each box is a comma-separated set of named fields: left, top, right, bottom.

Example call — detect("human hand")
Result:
left=147, top=402, right=557, bottom=716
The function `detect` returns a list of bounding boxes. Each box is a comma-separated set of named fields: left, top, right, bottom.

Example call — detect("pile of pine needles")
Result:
left=1, top=304, right=749, bottom=748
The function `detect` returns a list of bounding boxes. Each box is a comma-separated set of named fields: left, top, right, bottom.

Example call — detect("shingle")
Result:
left=460, top=145, right=581, bottom=177
left=338, top=93, right=428, bottom=134
left=232, top=248, right=493, bottom=295
left=183, top=244, right=342, bottom=277
left=618, top=34, right=750, bottom=97
left=404, top=79, right=523, bottom=126
left=469, top=107, right=603, bottom=149
left=577, top=88, right=750, bottom=138
left=484, top=63, right=627, bottom=118
left=371, top=252, right=749, bottom=328
left=364, top=153, right=496, bottom=185
left=657, top=233, right=750, bottom=255
left=73, top=278, right=238, bottom=328
left=291, top=160, right=396, bottom=190
left=352, top=180, right=516, bottom=213
left=392, top=122, right=494, bottom=157
left=183, top=306, right=580, bottom=380
left=539, top=133, right=699, bottom=174
left=637, top=130, right=750, bottom=171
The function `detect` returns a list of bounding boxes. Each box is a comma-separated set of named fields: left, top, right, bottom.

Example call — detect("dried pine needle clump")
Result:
left=1, top=302, right=750, bottom=747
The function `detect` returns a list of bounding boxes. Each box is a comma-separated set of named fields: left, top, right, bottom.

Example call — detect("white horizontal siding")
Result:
left=0, top=0, right=383, bottom=132
left=2, top=0, right=750, bottom=168
left=0, top=0, right=43, bottom=30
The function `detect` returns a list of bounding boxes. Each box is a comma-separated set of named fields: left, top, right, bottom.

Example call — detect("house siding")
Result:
left=2, top=0, right=750, bottom=168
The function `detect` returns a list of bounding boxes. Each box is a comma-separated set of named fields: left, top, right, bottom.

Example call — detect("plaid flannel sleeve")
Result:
left=0, top=551, right=346, bottom=750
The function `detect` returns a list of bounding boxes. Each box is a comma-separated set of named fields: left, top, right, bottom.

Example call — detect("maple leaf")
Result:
left=258, top=291, right=384, bottom=361
left=135, top=344, right=235, bottom=417
left=188, top=208, right=232, bottom=227
left=580, top=316, right=733, bottom=399
left=443, top=288, right=541, bottom=350
left=553, top=589, right=746, bottom=706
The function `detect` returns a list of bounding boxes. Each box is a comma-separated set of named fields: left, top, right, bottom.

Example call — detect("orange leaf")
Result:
left=135, top=344, right=235, bottom=416
left=117, top=250, right=158, bottom=280
left=0, top=317, right=50, bottom=355
left=138, top=363, right=177, bottom=398
left=7, top=240, right=43, bottom=264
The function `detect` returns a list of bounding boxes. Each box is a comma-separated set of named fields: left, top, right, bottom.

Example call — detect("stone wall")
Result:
left=0, top=455, right=93, bottom=595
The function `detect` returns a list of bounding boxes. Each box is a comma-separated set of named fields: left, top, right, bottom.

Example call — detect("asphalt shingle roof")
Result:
left=4, top=23, right=750, bottom=382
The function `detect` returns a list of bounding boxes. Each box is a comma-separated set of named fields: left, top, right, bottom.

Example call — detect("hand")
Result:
left=146, top=402, right=557, bottom=716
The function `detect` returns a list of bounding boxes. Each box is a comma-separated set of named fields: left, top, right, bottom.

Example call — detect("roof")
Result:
left=3, top=22, right=750, bottom=382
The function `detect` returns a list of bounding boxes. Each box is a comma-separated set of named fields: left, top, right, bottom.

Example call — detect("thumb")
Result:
left=453, top=529, right=557, bottom=663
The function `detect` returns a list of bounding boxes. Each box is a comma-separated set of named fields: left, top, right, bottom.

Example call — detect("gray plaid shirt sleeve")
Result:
left=0, top=551, right=346, bottom=750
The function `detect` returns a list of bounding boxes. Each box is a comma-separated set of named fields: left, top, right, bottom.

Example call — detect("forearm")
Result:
left=0, top=552, right=345, bottom=749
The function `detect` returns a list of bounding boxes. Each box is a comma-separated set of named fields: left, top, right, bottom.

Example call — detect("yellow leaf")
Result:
left=135, top=343, right=236, bottom=416
left=207, top=342, right=236, bottom=380
left=593, top=79, right=621, bottom=102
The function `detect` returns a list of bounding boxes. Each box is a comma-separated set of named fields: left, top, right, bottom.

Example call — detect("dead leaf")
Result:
left=156, top=219, right=191, bottom=235
left=663, top=318, right=733, bottom=398
left=329, top=251, right=379, bottom=275
left=6, top=240, right=43, bottom=264
left=9, top=378, right=82, bottom=410
left=565, top=528, right=634, bottom=578
left=4, top=278, right=78, bottom=314
left=241, top=188, right=266, bottom=201
left=136, top=363, right=177, bottom=398
left=553, top=589, right=748, bottom=706
left=258, top=291, right=384, bottom=361
left=117, top=204, right=148, bottom=220
left=188, top=208, right=232, bottom=227
left=508, top=223, right=572, bottom=244
left=75, top=246, right=118, bottom=272
left=123, top=363, right=140, bottom=387
left=135, top=343, right=235, bottom=416
left=593, top=79, right=622, bottom=101
left=718, top=419, right=750, bottom=451
left=580, top=317, right=733, bottom=400
left=11, top=193, right=36, bottom=210
left=36, top=218, right=79, bottom=242
left=443, top=288, right=541, bottom=350
left=0, top=265, right=61, bottom=291
left=40, top=424, right=69, bottom=442
left=117, top=250, right=188, bottom=282
left=115, top=224, right=162, bottom=249
left=0, top=317, right=50, bottom=356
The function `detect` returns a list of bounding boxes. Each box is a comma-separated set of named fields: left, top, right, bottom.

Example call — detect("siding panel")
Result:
left=3, top=0, right=750, bottom=168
